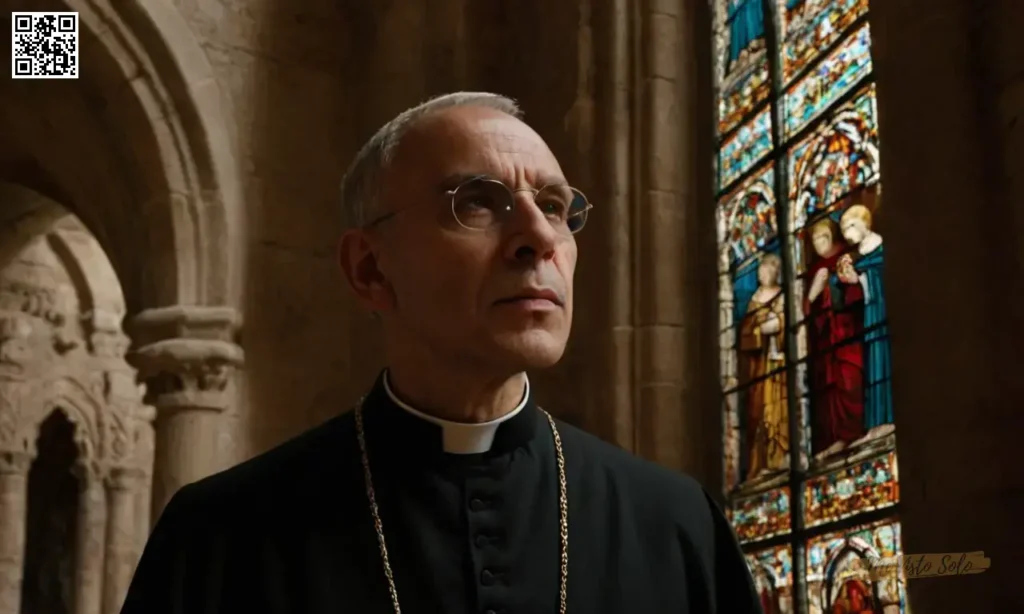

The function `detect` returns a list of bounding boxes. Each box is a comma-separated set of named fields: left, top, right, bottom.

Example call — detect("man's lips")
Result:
left=495, top=288, right=564, bottom=307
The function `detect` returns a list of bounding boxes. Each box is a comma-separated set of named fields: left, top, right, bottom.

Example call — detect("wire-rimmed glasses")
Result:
left=364, top=175, right=593, bottom=235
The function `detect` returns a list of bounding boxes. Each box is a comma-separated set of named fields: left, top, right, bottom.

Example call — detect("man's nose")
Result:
left=502, top=191, right=560, bottom=264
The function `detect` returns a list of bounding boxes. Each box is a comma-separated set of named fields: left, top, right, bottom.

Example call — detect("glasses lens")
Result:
left=536, top=185, right=590, bottom=234
left=451, top=179, right=513, bottom=230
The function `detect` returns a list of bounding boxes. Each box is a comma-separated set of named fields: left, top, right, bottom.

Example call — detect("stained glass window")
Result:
left=712, top=1, right=904, bottom=612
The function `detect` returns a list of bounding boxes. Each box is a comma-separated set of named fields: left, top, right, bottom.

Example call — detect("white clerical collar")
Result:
left=382, top=370, right=530, bottom=454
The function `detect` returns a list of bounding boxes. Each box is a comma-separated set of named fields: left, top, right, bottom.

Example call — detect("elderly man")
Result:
left=121, top=93, right=761, bottom=613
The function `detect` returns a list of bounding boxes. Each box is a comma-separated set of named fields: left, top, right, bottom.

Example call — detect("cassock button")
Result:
left=480, top=568, right=496, bottom=586
left=474, top=534, right=489, bottom=548
left=469, top=497, right=487, bottom=511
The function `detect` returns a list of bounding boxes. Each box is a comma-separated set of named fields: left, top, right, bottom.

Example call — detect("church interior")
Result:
left=0, top=0, right=1021, bottom=612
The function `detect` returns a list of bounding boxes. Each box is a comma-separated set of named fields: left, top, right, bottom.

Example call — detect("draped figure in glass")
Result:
left=838, top=204, right=894, bottom=443
left=739, top=253, right=789, bottom=480
left=803, top=218, right=865, bottom=458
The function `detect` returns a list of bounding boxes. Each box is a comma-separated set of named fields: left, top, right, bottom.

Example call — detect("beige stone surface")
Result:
left=0, top=0, right=1018, bottom=611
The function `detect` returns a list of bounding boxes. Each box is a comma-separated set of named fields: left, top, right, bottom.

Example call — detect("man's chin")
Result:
left=489, top=329, right=567, bottom=369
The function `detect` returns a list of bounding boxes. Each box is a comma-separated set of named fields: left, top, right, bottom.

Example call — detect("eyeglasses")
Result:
left=363, top=176, right=593, bottom=235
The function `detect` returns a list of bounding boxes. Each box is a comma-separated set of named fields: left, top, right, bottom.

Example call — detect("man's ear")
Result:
left=337, top=230, right=395, bottom=312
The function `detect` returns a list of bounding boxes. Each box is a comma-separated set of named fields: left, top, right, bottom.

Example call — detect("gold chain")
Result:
left=355, top=400, right=569, bottom=613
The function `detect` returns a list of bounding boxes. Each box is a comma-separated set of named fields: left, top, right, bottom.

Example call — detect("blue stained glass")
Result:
left=719, top=109, right=773, bottom=190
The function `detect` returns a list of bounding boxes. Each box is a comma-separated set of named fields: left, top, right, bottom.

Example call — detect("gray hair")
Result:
left=339, top=92, right=522, bottom=229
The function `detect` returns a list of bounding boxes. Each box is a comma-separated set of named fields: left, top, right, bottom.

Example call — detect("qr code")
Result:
left=11, top=12, right=79, bottom=79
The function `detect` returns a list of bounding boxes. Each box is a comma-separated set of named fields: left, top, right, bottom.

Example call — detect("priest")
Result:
left=121, top=92, right=762, bottom=613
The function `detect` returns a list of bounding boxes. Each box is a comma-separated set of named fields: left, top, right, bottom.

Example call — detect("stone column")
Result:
left=131, top=407, right=156, bottom=555
left=632, top=0, right=687, bottom=473
left=128, top=306, right=243, bottom=520
left=869, top=1, right=1024, bottom=611
left=632, top=0, right=718, bottom=484
left=103, top=467, right=143, bottom=614
left=0, top=450, right=31, bottom=614
left=73, top=463, right=107, bottom=614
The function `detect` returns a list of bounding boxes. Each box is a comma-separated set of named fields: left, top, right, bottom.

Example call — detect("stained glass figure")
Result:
left=806, top=519, right=907, bottom=613
left=783, top=23, right=873, bottom=138
left=778, top=0, right=870, bottom=84
left=747, top=544, right=795, bottom=613
left=804, top=452, right=899, bottom=526
left=717, top=166, right=789, bottom=488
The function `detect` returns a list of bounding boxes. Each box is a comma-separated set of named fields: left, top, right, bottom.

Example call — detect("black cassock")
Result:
left=122, top=372, right=761, bottom=613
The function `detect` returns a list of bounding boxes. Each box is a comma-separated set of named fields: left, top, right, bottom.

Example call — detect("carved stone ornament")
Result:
left=131, top=338, right=243, bottom=413
left=128, top=305, right=243, bottom=413
left=0, top=449, right=33, bottom=475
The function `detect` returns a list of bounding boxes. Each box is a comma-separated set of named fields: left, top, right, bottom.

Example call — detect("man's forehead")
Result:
left=395, top=107, right=563, bottom=181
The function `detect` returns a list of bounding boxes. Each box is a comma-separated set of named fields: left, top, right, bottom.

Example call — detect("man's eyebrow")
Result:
left=438, top=172, right=570, bottom=190
left=439, top=173, right=491, bottom=189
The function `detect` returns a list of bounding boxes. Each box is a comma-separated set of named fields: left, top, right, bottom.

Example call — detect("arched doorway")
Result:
left=0, top=6, right=246, bottom=606
left=0, top=190, right=154, bottom=614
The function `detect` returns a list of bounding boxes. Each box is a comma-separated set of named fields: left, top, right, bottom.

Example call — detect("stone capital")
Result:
left=128, top=305, right=241, bottom=346
left=104, top=465, right=147, bottom=491
left=0, top=449, right=33, bottom=476
left=131, top=338, right=243, bottom=412
left=127, top=305, right=243, bottom=413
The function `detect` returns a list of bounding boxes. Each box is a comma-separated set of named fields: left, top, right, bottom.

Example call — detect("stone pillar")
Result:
left=73, top=463, right=107, bottom=614
left=0, top=450, right=31, bottom=614
left=128, top=306, right=243, bottom=520
left=103, top=467, right=143, bottom=614
left=868, top=1, right=1024, bottom=611
left=132, top=407, right=156, bottom=555
left=633, top=0, right=687, bottom=472
left=632, top=0, right=717, bottom=483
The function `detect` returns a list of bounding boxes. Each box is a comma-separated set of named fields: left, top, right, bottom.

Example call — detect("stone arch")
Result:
left=0, top=0, right=243, bottom=313
left=23, top=377, right=105, bottom=470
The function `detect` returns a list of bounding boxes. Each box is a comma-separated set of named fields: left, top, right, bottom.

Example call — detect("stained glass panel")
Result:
left=783, top=23, right=873, bottom=138
left=718, top=58, right=772, bottom=135
left=714, top=0, right=769, bottom=84
left=778, top=0, right=870, bottom=83
left=717, top=164, right=779, bottom=271
left=747, top=544, right=795, bottom=614
left=719, top=109, right=773, bottom=189
left=787, top=85, right=880, bottom=228
left=717, top=2, right=903, bottom=609
left=806, top=519, right=907, bottom=613
left=804, top=452, right=898, bottom=527
left=728, top=486, right=793, bottom=543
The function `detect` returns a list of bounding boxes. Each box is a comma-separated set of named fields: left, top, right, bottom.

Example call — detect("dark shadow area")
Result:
left=22, top=409, right=80, bottom=614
